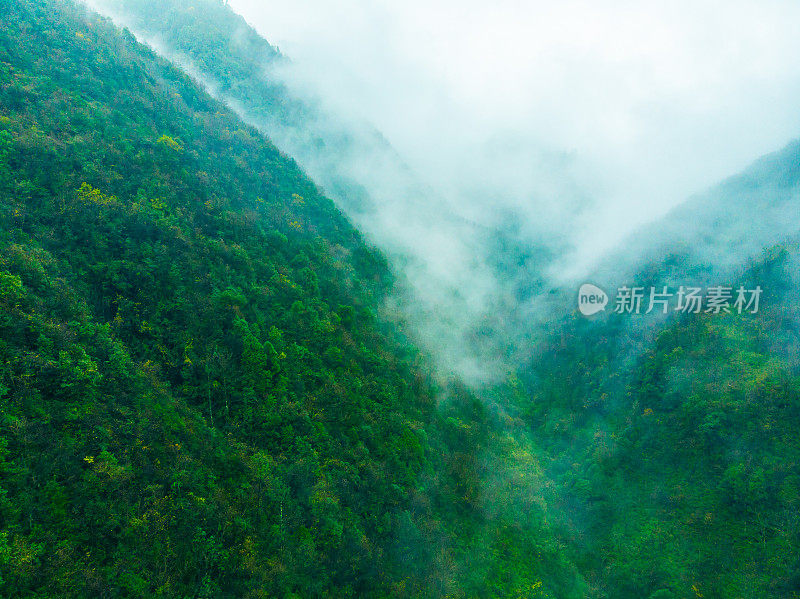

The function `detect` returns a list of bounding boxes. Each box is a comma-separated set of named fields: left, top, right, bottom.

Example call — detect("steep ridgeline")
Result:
left=0, top=1, right=590, bottom=597
left=593, top=139, right=800, bottom=294
left=85, top=0, right=562, bottom=382
left=523, top=138, right=800, bottom=399
left=515, top=141, right=800, bottom=597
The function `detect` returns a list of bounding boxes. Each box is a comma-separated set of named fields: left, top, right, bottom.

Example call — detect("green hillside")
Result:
left=93, top=0, right=563, bottom=376
left=519, top=244, right=800, bottom=598
left=0, top=1, right=548, bottom=596
left=3, top=0, right=800, bottom=598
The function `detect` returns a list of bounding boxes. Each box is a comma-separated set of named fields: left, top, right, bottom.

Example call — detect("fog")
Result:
left=229, top=0, right=800, bottom=276
left=85, top=0, right=800, bottom=382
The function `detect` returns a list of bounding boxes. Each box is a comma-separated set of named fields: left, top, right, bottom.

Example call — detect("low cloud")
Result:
left=231, top=0, right=800, bottom=271
left=86, top=0, right=800, bottom=381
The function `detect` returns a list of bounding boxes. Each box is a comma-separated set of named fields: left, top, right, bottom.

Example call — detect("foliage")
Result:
left=519, top=247, right=800, bottom=598
left=0, top=1, right=559, bottom=596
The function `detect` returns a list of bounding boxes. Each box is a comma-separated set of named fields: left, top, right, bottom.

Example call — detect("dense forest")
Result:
left=0, top=0, right=569, bottom=596
left=520, top=243, right=800, bottom=597
left=2, top=0, right=800, bottom=597
left=94, top=0, right=561, bottom=380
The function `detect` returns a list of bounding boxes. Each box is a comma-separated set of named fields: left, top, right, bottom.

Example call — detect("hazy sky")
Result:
left=228, top=0, right=800, bottom=272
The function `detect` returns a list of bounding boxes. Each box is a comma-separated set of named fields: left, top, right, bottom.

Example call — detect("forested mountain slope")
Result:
left=87, top=0, right=562, bottom=382
left=592, top=139, right=800, bottom=293
left=517, top=170, right=800, bottom=596
left=0, top=1, right=588, bottom=596
left=4, top=0, right=800, bottom=597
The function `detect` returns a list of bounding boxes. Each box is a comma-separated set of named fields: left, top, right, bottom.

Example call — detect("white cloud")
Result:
left=230, top=0, right=800, bottom=275
left=82, top=0, right=800, bottom=380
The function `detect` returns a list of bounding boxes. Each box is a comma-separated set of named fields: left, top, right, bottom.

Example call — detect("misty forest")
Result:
left=2, top=0, right=800, bottom=597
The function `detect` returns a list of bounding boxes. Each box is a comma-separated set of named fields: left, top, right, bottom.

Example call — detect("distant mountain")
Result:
left=591, top=139, right=800, bottom=292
